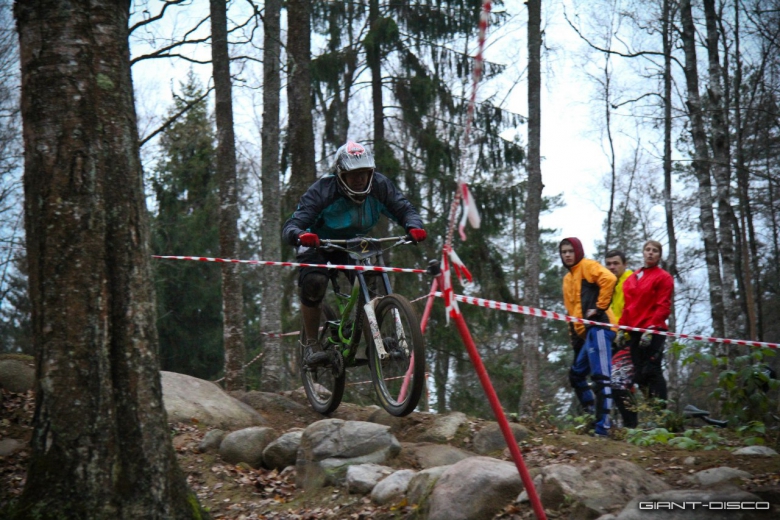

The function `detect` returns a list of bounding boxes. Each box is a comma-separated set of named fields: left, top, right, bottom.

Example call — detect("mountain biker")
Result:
left=282, top=140, right=426, bottom=368
left=560, top=237, right=618, bottom=437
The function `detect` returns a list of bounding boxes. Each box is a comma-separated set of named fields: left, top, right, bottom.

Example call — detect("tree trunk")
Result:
left=211, top=0, right=246, bottom=391
left=286, top=0, right=316, bottom=210
left=13, top=1, right=204, bottom=517
left=260, top=0, right=285, bottom=392
left=434, top=346, right=449, bottom=413
left=703, top=0, right=740, bottom=339
left=680, top=0, right=726, bottom=339
left=519, top=0, right=542, bottom=414
left=368, top=0, right=388, bottom=171
left=604, top=51, right=616, bottom=255
left=731, top=4, right=760, bottom=340
left=662, top=0, right=678, bottom=280
left=662, top=0, right=679, bottom=395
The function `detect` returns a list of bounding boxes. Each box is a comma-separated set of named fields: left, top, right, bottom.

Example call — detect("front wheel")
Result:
left=367, top=294, right=425, bottom=416
left=300, top=304, right=345, bottom=414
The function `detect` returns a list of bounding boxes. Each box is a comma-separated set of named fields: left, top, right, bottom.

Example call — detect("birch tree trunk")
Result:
left=260, top=0, right=285, bottom=391
left=519, top=0, right=543, bottom=413
left=13, top=1, right=204, bottom=517
left=703, top=0, right=740, bottom=339
left=211, top=0, right=246, bottom=391
left=680, top=0, right=726, bottom=339
left=731, top=4, right=760, bottom=340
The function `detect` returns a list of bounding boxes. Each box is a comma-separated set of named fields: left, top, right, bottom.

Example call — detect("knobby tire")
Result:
left=367, top=294, right=425, bottom=416
left=300, top=303, right=345, bottom=414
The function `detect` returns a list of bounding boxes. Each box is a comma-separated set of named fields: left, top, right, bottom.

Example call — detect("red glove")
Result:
left=298, top=232, right=320, bottom=248
left=409, top=228, right=427, bottom=243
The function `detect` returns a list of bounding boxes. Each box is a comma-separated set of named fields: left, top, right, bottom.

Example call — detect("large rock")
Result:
left=263, top=430, right=304, bottom=470
left=371, top=469, right=416, bottom=505
left=614, top=488, right=766, bottom=519
left=401, top=442, right=474, bottom=468
left=0, top=354, right=35, bottom=393
left=0, top=438, right=24, bottom=456
left=346, top=464, right=394, bottom=494
left=219, top=427, right=277, bottom=468
left=407, top=466, right=448, bottom=508
left=473, top=422, right=530, bottom=455
left=426, top=456, right=524, bottom=520
left=198, top=429, right=226, bottom=453
left=239, top=391, right=313, bottom=415
left=161, top=371, right=265, bottom=429
left=296, top=419, right=401, bottom=490
left=733, top=446, right=778, bottom=457
left=367, top=407, right=421, bottom=432
left=689, top=467, right=752, bottom=487
left=519, top=459, right=670, bottom=518
left=419, top=412, right=467, bottom=443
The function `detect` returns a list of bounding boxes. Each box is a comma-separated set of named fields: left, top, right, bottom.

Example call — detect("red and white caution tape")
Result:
left=429, top=292, right=780, bottom=349
left=152, top=255, right=427, bottom=274
left=441, top=246, right=460, bottom=323
left=260, top=330, right=299, bottom=338
left=212, top=350, right=265, bottom=384
left=458, top=183, right=481, bottom=241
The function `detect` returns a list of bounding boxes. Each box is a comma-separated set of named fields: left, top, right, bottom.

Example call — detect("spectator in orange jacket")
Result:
left=560, top=237, right=617, bottom=437
left=618, top=240, right=673, bottom=405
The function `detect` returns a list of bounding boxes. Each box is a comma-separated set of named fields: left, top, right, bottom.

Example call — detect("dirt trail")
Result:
left=2, top=390, right=779, bottom=519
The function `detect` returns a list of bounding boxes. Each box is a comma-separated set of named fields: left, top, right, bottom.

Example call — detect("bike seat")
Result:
left=683, top=404, right=711, bottom=418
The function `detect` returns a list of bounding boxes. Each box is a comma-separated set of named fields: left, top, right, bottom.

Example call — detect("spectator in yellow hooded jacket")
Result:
left=560, top=238, right=618, bottom=437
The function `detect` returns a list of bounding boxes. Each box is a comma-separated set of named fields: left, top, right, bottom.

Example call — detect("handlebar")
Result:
left=319, top=235, right=411, bottom=246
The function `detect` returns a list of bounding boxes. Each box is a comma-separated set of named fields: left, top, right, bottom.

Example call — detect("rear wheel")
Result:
left=300, top=304, right=345, bottom=414
left=367, top=294, right=425, bottom=416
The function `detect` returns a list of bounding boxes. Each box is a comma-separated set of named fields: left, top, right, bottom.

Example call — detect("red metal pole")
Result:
left=452, top=311, right=547, bottom=520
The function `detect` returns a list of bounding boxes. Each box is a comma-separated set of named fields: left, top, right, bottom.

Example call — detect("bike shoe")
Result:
left=303, top=342, right=330, bottom=368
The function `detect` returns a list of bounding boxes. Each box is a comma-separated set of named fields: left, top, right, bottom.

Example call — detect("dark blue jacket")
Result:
left=282, top=172, right=423, bottom=246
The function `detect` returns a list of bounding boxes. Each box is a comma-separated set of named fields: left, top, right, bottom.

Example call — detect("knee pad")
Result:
left=300, top=272, right=328, bottom=307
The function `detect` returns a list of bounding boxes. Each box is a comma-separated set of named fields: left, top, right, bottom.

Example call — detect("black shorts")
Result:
left=296, top=246, right=353, bottom=287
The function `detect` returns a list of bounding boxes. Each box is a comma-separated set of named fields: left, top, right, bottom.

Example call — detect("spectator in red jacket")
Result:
left=618, top=240, right=673, bottom=405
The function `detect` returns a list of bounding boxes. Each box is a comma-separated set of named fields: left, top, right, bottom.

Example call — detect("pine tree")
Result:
left=0, top=250, right=31, bottom=355
left=150, top=72, right=223, bottom=380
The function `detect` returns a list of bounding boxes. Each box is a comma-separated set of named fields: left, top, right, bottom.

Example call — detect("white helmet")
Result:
left=334, top=140, right=375, bottom=203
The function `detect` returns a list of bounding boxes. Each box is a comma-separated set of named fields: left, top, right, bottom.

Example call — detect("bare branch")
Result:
left=564, top=9, right=685, bottom=70
left=139, top=86, right=213, bottom=148
left=129, top=0, right=187, bottom=35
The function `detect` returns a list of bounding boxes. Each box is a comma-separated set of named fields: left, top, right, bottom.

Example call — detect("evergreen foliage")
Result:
left=149, top=72, right=223, bottom=380
left=0, top=250, right=31, bottom=355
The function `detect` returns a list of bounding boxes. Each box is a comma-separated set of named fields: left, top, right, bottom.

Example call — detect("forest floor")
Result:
left=2, top=388, right=780, bottom=519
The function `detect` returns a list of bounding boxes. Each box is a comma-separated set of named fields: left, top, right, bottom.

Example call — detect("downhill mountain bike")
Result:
left=299, top=235, right=428, bottom=417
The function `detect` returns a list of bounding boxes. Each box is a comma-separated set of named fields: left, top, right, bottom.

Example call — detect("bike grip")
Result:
left=408, top=228, right=427, bottom=243
left=299, top=232, right=320, bottom=248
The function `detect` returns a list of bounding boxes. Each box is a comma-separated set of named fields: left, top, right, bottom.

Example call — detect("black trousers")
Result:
left=628, top=331, right=668, bottom=402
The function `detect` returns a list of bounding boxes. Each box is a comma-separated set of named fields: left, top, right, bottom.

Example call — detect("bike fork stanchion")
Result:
left=451, top=304, right=547, bottom=520
left=398, top=352, right=415, bottom=402
left=420, top=277, right=438, bottom=334
left=399, top=277, right=438, bottom=403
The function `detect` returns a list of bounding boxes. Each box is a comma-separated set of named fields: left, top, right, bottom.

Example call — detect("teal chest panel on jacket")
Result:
left=312, top=197, right=388, bottom=239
